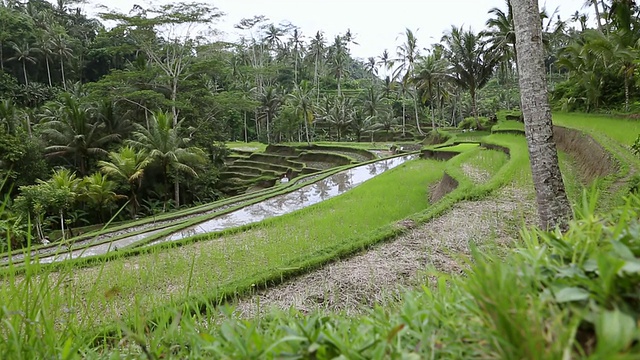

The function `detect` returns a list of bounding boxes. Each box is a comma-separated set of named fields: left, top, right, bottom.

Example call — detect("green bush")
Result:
left=458, top=116, right=494, bottom=130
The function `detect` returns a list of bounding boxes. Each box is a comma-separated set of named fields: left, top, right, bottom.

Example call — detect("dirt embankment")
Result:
left=430, top=172, right=459, bottom=203
left=553, top=126, right=617, bottom=184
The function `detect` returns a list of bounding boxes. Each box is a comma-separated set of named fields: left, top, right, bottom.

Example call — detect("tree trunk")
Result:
left=624, top=74, right=630, bottom=113
left=401, top=102, right=406, bottom=136
left=171, top=77, right=179, bottom=126
left=60, top=57, right=66, bottom=90
left=471, top=88, right=479, bottom=128
left=60, top=209, right=65, bottom=241
left=22, top=61, right=28, bottom=86
left=303, top=113, right=310, bottom=145
left=243, top=111, right=248, bottom=142
left=45, top=57, right=52, bottom=87
left=592, top=0, right=605, bottom=33
left=174, top=178, right=180, bottom=208
left=511, top=0, right=572, bottom=230
left=413, top=92, right=423, bottom=135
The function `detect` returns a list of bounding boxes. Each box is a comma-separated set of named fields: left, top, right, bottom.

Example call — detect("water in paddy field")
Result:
left=6, top=154, right=418, bottom=265
left=149, top=154, right=418, bottom=245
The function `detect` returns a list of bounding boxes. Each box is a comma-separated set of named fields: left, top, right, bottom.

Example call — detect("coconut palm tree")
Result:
left=39, top=94, right=118, bottom=175
left=511, top=0, right=571, bottom=230
left=258, top=86, right=282, bottom=143
left=98, top=145, right=151, bottom=218
left=443, top=26, right=499, bottom=128
left=49, top=32, right=73, bottom=90
left=81, top=172, right=123, bottom=223
left=127, top=111, right=206, bottom=207
left=307, top=31, right=326, bottom=102
left=289, top=80, right=314, bottom=145
left=412, top=51, right=449, bottom=129
left=44, top=168, right=82, bottom=240
left=484, top=1, right=517, bottom=70
left=395, top=28, right=424, bottom=135
left=33, top=31, right=54, bottom=87
left=7, top=41, right=37, bottom=86
left=328, top=35, right=349, bottom=97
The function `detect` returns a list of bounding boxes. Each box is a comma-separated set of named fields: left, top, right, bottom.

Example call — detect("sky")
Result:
left=86, top=0, right=590, bottom=60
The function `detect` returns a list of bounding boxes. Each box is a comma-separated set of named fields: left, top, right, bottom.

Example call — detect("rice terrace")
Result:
left=3, top=0, right=640, bottom=358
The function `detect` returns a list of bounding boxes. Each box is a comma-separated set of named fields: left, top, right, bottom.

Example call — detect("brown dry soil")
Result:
left=232, top=167, right=536, bottom=318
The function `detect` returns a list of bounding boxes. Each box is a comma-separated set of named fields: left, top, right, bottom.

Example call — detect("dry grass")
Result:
left=233, top=184, right=536, bottom=318
left=461, top=163, right=491, bottom=184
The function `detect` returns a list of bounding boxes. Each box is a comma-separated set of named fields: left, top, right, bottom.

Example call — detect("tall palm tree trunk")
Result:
left=471, top=88, right=480, bottom=128
left=174, top=179, right=180, bottom=208
left=624, top=74, right=630, bottom=113
left=60, top=57, right=67, bottom=90
left=22, top=61, right=28, bottom=86
left=592, top=0, right=605, bottom=32
left=511, top=0, right=571, bottom=230
left=45, top=57, right=52, bottom=87
left=413, top=94, right=423, bottom=135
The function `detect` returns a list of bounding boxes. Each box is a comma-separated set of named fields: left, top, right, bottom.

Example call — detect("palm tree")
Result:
left=412, top=52, right=449, bottom=129
left=324, top=95, right=353, bottom=141
left=378, top=49, right=393, bottom=79
left=39, top=94, right=118, bottom=175
left=44, top=168, right=82, bottom=240
left=585, top=0, right=605, bottom=32
left=585, top=29, right=638, bottom=112
left=395, top=28, right=424, bottom=135
left=98, top=145, right=151, bottom=218
left=34, top=31, right=54, bottom=87
left=81, top=172, right=123, bottom=223
left=511, top=0, right=571, bottom=230
left=49, top=32, right=73, bottom=90
left=307, top=31, right=326, bottom=102
left=258, top=86, right=282, bottom=143
left=328, top=35, right=349, bottom=97
left=290, top=80, right=314, bottom=145
left=443, top=26, right=499, bottom=128
left=7, top=41, right=37, bottom=86
left=484, top=1, right=517, bottom=70
left=127, top=112, right=206, bottom=207
left=364, top=57, right=378, bottom=81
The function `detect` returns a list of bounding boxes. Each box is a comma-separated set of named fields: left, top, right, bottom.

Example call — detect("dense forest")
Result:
left=0, top=0, right=637, bottom=246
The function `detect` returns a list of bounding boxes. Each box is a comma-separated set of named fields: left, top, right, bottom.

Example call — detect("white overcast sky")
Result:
left=85, top=0, right=589, bottom=60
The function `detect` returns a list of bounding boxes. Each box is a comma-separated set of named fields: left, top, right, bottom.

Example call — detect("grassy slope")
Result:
left=15, top=159, right=446, bottom=330
left=553, top=112, right=640, bottom=145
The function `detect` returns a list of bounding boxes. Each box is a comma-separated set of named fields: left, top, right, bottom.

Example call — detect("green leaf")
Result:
left=611, top=240, right=635, bottom=260
left=619, top=259, right=640, bottom=275
left=554, top=287, right=590, bottom=303
left=595, top=308, right=637, bottom=354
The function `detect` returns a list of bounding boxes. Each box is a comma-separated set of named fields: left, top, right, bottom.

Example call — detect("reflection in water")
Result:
left=149, top=155, right=417, bottom=246
left=29, top=155, right=417, bottom=263
left=367, top=163, right=378, bottom=176
left=331, top=172, right=352, bottom=193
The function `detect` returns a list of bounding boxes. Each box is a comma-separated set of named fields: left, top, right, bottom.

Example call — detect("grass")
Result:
left=2, top=158, right=446, bottom=333
left=491, top=120, right=524, bottom=132
left=553, top=112, right=640, bottom=146
left=435, top=143, right=480, bottom=153
left=226, top=141, right=268, bottom=152
left=462, top=148, right=510, bottom=181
